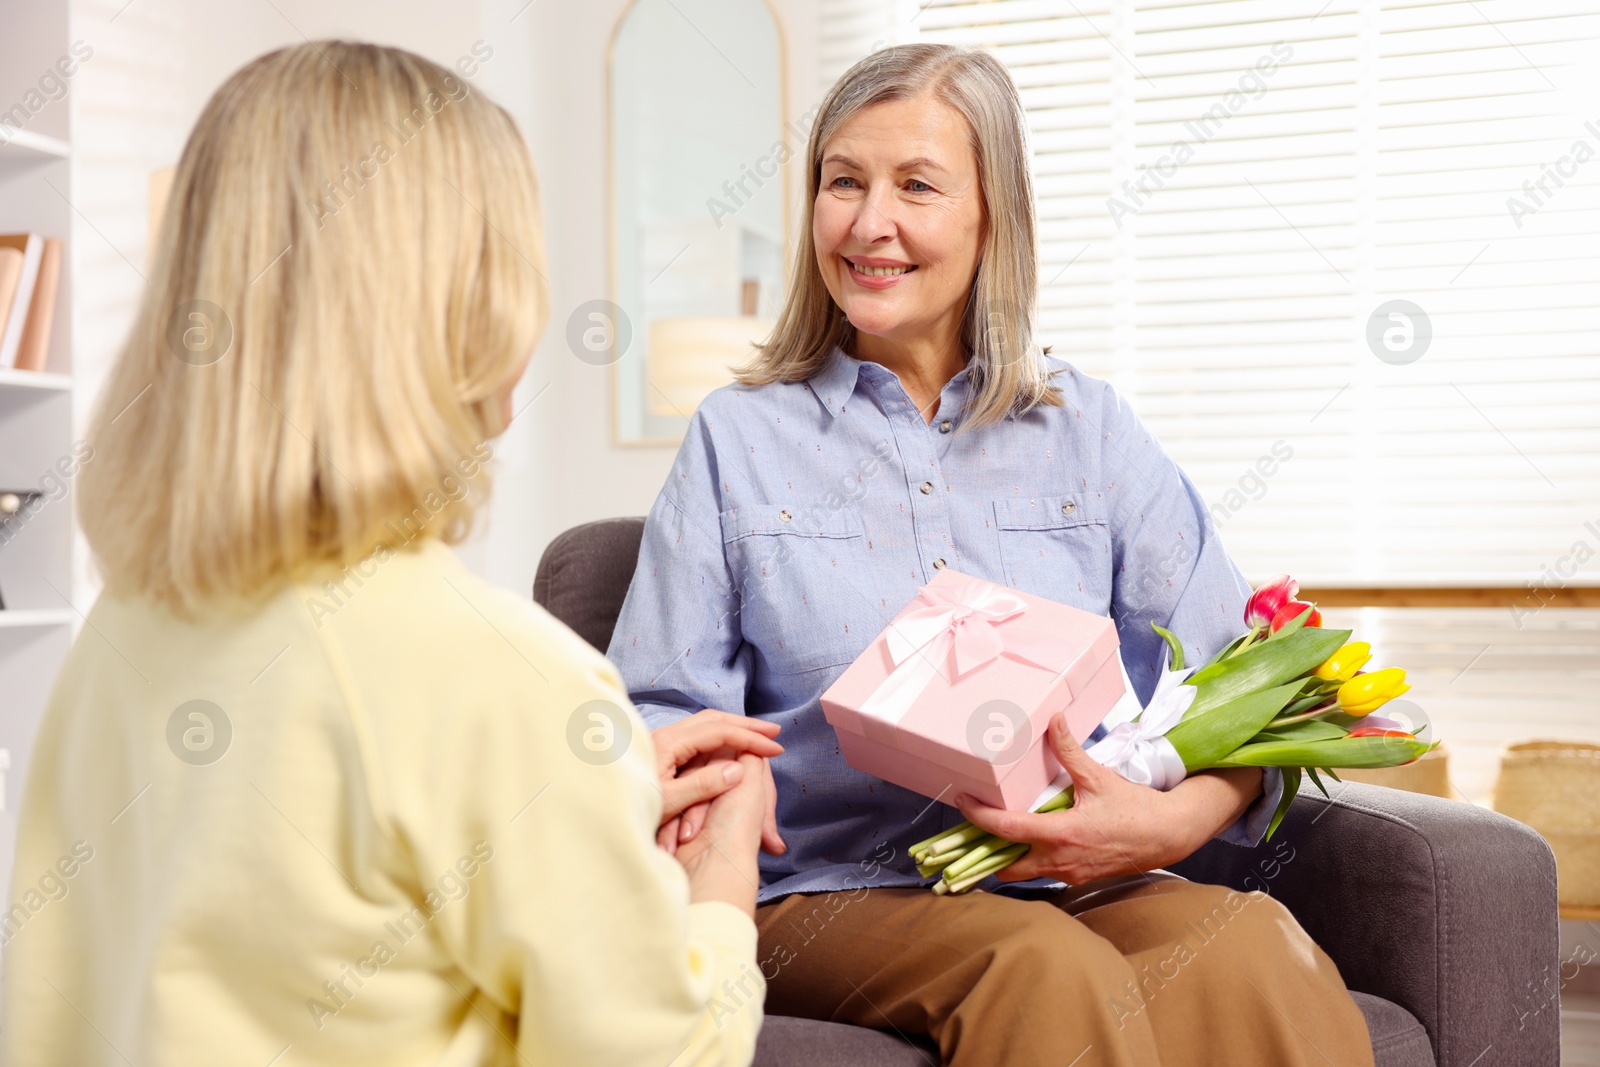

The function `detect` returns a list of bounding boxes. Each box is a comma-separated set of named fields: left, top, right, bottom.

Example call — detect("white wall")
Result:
left=498, top=0, right=819, bottom=595
left=67, top=0, right=820, bottom=602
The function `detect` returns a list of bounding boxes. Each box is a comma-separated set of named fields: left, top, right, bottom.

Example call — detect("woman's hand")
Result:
left=953, top=713, right=1263, bottom=886
left=652, top=710, right=783, bottom=853
left=668, top=749, right=785, bottom=858
left=674, top=751, right=768, bottom=917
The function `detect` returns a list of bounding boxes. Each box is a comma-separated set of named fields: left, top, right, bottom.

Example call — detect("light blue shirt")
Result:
left=608, top=348, right=1283, bottom=902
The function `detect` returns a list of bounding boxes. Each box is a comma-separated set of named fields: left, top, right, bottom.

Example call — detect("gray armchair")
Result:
left=535, top=517, right=1562, bottom=1067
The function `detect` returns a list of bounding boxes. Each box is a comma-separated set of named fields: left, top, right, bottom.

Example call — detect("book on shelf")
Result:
left=14, top=238, right=60, bottom=371
left=0, top=233, right=61, bottom=372
left=0, top=249, right=21, bottom=344
left=0, top=234, right=42, bottom=367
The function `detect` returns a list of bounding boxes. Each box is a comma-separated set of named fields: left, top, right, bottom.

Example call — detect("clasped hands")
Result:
left=651, top=708, right=1263, bottom=892
left=652, top=709, right=787, bottom=858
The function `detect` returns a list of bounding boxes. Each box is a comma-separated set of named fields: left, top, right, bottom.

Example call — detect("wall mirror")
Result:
left=607, top=0, right=787, bottom=444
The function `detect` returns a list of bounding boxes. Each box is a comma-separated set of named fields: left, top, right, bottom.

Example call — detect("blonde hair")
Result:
left=79, top=41, right=548, bottom=615
left=737, top=43, right=1061, bottom=428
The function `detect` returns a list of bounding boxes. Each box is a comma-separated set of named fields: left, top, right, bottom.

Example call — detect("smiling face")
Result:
left=813, top=93, right=987, bottom=360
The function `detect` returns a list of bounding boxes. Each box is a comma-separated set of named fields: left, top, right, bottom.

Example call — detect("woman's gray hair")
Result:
left=736, top=42, right=1063, bottom=429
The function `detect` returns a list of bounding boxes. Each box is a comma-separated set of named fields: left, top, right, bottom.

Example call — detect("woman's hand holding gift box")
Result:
left=910, top=574, right=1436, bottom=893
left=819, top=570, right=1128, bottom=813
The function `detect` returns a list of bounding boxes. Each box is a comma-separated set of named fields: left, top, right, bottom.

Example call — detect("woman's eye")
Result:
left=831, top=176, right=858, bottom=190
left=907, top=180, right=932, bottom=193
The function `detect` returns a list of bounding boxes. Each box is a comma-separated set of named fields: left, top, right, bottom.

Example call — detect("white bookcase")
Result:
left=0, top=4, right=78, bottom=901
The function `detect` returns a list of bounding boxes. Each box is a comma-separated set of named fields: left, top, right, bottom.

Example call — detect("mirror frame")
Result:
left=605, top=0, right=792, bottom=447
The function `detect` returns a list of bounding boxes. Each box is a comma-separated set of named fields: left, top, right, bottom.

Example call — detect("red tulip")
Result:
left=1344, top=714, right=1402, bottom=732
left=1269, top=599, right=1321, bottom=632
left=1347, top=725, right=1424, bottom=766
left=1245, top=575, right=1298, bottom=628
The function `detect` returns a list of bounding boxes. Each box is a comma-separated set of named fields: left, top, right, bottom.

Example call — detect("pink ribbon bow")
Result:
left=862, top=577, right=1071, bottom=726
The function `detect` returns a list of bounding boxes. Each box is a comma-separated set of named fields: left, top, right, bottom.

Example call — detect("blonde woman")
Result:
left=609, top=43, right=1376, bottom=1065
left=2, top=42, right=777, bottom=1067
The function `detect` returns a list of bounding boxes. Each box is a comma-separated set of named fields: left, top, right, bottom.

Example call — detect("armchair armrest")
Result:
left=1167, top=780, right=1560, bottom=1067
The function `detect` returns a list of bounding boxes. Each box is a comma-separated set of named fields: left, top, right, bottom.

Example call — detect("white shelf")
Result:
left=0, top=3, right=78, bottom=927
left=0, top=610, right=73, bottom=629
left=0, top=128, right=70, bottom=161
left=0, top=369, right=70, bottom=392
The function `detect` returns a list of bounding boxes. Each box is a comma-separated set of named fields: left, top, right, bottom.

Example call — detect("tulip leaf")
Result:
left=1210, top=734, right=1436, bottom=770
left=1306, top=766, right=1329, bottom=797
left=1257, top=719, right=1346, bottom=743
left=1265, top=766, right=1302, bottom=841
left=1325, top=767, right=1342, bottom=782
left=1183, top=626, right=1353, bottom=719
left=1199, top=630, right=1253, bottom=672
left=1279, top=692, right=1336, bottom=717
left=1164, top=681, right=1302, bottom=770
left=1268, top=604, right=1317, bottom=640
left=1150, top=622, right=1186, bottom=672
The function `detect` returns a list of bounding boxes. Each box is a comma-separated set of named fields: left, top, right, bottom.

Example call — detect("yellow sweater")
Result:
left=1, top=540, right=764, bottom=1066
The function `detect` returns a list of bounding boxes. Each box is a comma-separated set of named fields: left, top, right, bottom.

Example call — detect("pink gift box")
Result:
left=821, top=568, right=1124, bottom=811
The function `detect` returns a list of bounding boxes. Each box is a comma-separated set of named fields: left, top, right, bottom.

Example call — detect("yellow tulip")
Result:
left=1315, top=641, right=1373, bottom=682
left=1337, top=667, right=1410, bottom=715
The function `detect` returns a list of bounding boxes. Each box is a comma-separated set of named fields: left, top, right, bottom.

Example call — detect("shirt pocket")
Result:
left=720, top=503, right=880, bottom=674
left=992, top=493, right=1114, bottom=614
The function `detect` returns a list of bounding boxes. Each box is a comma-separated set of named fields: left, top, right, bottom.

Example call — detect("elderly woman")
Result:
left=609, top=43, right=1374, bottom=1065
left=4, top=41, right=774, bottom=1067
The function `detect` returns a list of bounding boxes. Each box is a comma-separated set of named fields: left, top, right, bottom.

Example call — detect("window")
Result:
left=843, top=0, right=1600, bottom=586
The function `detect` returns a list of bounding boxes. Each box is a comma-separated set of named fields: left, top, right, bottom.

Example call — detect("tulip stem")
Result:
left=921, top=823, right=988, bottom=858
left=1031, top=787, right=1075, bottom=815
left=1230, top=628, right=1266, bottom=657
left=942, top=837, right=1010, bottom=881
left=940, top=844, right=1031, bottom=894
left=1266, top=701, right=1340, bottom=728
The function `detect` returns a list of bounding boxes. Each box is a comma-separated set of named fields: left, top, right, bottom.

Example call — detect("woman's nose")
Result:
left=850, top=190, right=899, bottom=244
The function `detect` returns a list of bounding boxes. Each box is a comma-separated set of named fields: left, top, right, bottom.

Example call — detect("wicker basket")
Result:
left=1488, top=740, right=1600, bottom=910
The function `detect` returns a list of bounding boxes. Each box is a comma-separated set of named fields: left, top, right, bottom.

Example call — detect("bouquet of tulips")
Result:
left=912, top=576, right=1436, bottom=894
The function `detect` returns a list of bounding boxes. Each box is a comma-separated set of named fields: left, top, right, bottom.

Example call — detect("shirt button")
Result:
left=1061, top=501, right=1076, bottom=516
left=933, top=558, right=947, bottom=569
left=939, top=419, right=953, bottom=434
left=779, top=509, right=792, bottom=521
left=920, top=481, right=934, bottom=495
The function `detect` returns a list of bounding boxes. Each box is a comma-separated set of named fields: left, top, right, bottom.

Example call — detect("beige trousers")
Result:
left=755, top=872, right=1375, bottom=1067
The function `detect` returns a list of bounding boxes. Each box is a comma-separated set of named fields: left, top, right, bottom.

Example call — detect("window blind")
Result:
left=818, top=0, right=908, bottom=94
left=893, top=0, right=1600, bottom=585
